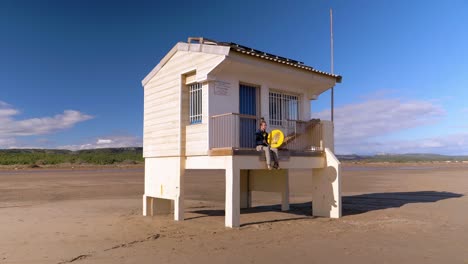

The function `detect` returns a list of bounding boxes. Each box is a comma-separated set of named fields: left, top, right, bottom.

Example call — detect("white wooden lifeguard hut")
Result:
left=141, top=37, right=342, bottom=228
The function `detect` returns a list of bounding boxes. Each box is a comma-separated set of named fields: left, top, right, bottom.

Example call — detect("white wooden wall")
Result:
left=144, top=45, right=336, bottom=157
left=143, top=50, right=224, bottom=158
left=208, top=58, right=328, bottom=126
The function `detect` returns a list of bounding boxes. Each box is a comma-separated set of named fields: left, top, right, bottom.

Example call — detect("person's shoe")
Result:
left=273, top=162, right=280, bottom=169
left=267, top=165, right=272, bottom=170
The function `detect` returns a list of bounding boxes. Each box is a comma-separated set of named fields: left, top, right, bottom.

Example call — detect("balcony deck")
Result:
left=209, top=113, right=328, bottom=155
left=209, top=147, right=323, bottom=158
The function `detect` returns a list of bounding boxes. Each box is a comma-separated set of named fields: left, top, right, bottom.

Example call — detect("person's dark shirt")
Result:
left=255, top=129, right=268, bottom=146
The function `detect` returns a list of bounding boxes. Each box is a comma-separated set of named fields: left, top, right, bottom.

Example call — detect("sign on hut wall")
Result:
left=214, top=80, right=231, bottom=96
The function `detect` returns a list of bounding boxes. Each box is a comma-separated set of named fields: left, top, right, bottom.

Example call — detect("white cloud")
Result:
left=0, top=101, right=93, bottom=148
left=314, top=96, right=450, bottom=154
left=58, top=135, right=142, bottom=151
left=0, top=108, right=20, bottom=118
left=0, top=101, right=11, bottom=108
left=97, top=139, right=113, bottom=144
left=318, top=98, right=444, bottom=141
left=0, top=101, right=140, bottom=150
left=0, top=110, right=93, bottom=136
left=0, top=137, right=16, bottom=147
left=354, top=133, right=468, bottom=155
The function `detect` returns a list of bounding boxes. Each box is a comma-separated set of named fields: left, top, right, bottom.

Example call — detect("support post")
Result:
left=174, top=195, right=184, bottom=221
left=225, top=158, right=240, bottom=228
left=142, top=195, right=153, bottom=216
left=240, top=170, right=252, bottom=209
left=311, top=148, right=341, bottom=218
left=281, top=170, right=290, bottom=211
left=143, top=157, right=185, bottom=220
left=174, top=157, right=185, bottom=221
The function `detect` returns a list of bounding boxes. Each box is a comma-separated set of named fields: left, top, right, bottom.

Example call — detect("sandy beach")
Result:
left=0, top=164, right=467, bottom=264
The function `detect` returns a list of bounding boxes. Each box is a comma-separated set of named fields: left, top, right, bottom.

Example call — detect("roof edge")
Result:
left=141, top=42, right=230, bottom=86
left=228, top=47, right=342, bottom=83
left=142, top=37, right=342, bottom=86
left=189, top=37, right=342, bottom=83
left=141, top=43, right=181, bottom=86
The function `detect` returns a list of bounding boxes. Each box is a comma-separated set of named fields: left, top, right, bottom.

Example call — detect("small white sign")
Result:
left=214, top=81, right=231, bottom=96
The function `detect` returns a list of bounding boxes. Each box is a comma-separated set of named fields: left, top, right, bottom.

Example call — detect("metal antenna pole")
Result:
left=330, top=8, right=334, bottom=122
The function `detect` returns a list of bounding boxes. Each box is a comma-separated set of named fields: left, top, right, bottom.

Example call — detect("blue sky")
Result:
left=1, top=0, right=467, bottom=154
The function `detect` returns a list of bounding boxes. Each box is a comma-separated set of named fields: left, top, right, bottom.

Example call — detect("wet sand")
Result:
left=0, top=164, right=467, bottom=264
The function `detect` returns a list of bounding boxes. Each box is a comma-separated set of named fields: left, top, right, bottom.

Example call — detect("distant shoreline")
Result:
left=342, top=160, right=468, bottom=168
left=2, top=160, right=468, bottom=171
left=2, top=148, right=467, bottom=168
left=0, top=163, right=144, bottom=171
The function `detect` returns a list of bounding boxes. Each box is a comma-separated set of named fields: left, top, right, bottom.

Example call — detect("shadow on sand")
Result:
left=186, top=204, right=315, bottom=227
left=186, top=191, right=463, bottom=226
left=342, top=190, right=463, bottom=216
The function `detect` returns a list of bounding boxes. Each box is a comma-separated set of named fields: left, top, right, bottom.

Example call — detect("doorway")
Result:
left=239, top=84, right=259, bottom=148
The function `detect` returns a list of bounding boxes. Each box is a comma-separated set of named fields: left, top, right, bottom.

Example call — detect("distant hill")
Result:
left=336, top=153, right=468, bottom=163
left=335, top=154, right=370, bottom=161
left=0, top=147, right=143, bottom=165
left=1, top=148, right=467, bottom=165
left=0, top=147, right=142, bottom=154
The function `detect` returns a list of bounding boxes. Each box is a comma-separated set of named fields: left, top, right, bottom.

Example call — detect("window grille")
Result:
left=189, top=83, right=202, bottom=124
left=269, top=91, right=299, bottom=126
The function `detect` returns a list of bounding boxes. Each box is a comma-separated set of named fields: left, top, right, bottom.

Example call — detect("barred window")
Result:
left=269, top=91, right=299, bottom=126
left=189, top=83, right=202, bottom=124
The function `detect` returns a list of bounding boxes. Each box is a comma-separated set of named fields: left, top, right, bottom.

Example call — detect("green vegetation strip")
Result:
left=0, top=148, right=144, bottom=165
left=337, top=153, right=468, bottom=163
left=2, top=148, right=467, bottom=165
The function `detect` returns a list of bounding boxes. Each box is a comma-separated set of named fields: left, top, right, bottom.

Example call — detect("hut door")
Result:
left=239, top=84, right=258, bottom=148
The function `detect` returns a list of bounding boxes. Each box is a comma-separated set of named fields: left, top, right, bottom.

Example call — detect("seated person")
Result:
left=255, top=119, right=280, bottom=170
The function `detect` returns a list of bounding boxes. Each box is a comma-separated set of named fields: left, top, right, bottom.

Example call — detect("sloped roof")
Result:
left=211, top=40, right=342, bottom=83
left=142, top=37, right=342, bottom=86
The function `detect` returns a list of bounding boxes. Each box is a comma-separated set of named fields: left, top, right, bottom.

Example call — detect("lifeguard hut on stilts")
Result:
left=141, top=38, right=342, bottom=228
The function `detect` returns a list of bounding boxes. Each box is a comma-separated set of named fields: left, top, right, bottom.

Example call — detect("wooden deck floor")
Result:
left=208, top=148, right=323, bottom=158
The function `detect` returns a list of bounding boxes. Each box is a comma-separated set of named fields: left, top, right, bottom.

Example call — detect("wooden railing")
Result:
left=210, top=113, right=257, bottom=149
left=210, top=113, right=325, bottom=152
left=280, top=119, right=323, bottom=152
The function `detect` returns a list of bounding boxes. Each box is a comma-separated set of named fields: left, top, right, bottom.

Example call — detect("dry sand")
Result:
left=0, top=164, right=467, bottom=264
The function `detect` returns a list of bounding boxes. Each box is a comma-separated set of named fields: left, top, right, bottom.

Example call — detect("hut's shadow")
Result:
left=342, top=191, right=463, bottom=215
left=186, top=204, right=315, bottom=227
left=186, top=191, right=463, bottom=225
